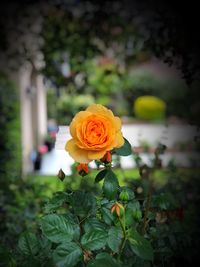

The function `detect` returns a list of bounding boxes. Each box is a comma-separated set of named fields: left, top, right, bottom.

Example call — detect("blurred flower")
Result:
left=38, top=145, right=48, bottom=154
left=50, top=131, right=57, bottom=139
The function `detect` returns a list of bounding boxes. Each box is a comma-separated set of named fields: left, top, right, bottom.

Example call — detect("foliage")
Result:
left=133, top=95, right=166, bottom=121
left=0, top=73, right=21, bottom=185
left=56, top=92, right=95, bottom=125
left=39, top=2, right=192, bottom=123
left=121, top=69, right=189, bottom=119
left=0, top=73, right=22, bottom=247
left=14, top=132, right=199, bottom=267
left=1, top=0, right=199, bottom=126
left=46, top=57, right=190, bottom=124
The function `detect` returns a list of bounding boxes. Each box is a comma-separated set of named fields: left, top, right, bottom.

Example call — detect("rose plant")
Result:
left=17, top=104, right=183, bottom=267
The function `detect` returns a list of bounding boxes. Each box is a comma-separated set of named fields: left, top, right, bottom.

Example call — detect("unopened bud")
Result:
left=119, top=190, right=130, bottom=201
left=101, top=151, right=112, bottom=164
left=111, top=202, right=124, bottom=217
left=132, top=209, right=142, bottom=221
left=76, top=163, right=89, bottom=176
left=57, top=168, right=65, bottom=181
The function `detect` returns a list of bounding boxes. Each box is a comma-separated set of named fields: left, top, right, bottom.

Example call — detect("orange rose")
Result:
left=65, top=104, right=124, bottom=163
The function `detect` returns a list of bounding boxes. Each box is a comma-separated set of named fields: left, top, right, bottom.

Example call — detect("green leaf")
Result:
left=114, top=138, right=132, bottom=156
left=18, top=258, right=41, bottom=267
left=152, top=193, right=177, bottom=210
left=107, top=227, right=123, bottom=253
left=87, top=253, right=121, bottom=267
left=125, top=201, right=142, bottom=225
left=101, top=207, right=114, bottom=225
left=72, top=191, right=96, bottom=218
left=43, top=191, right=72, bottom=214
left=95, top=169, right=108, bottom=183
left=18, top=232, right=40, bottom=256
left=81, top=229, right=108, bottom=251
left=40, top=214, right=75, bottom=243
left=53, top=242, right=82, bottom=267
left=129, top=230, right=154, bottom=261
left=84, top=218, right=107, bottom=232
left=0, top=245, right=16, bottom=267
left=102, top=170, right=119, bottom=200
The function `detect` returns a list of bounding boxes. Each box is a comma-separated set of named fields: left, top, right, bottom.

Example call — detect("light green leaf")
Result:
left=81, top=229, right=108, bottom=250
left=53, top=242, right=82, bottom=267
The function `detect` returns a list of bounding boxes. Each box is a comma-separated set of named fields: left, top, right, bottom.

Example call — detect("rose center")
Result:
left=85, top=119, right=107, bottom=145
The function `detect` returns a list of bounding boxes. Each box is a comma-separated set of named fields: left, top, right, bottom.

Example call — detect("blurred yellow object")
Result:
left=133, top=95, right=166, bottom=121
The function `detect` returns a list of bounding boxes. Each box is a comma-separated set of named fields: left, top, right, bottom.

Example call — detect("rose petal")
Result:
left=114, top=116, right=122, bottom=131
left=86, top=104, right=114, bottom=118
left=115, top=131, right=125, bottom=148
left=70, top=111, right=92, bottom=138
left=65, top=139, right=90, bottom=163
left=87, top=150, right=107, bottom=160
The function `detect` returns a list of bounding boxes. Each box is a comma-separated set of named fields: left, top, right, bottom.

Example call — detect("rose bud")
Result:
left=76, top=163, right=89, bottom=176
left=101, top=151, right=112, bottom=164
left=132, top=209, right=142, bottom=221
left=119, top=189, right=130, bottom=201
left=57, top=168, right=65, bottom=181
left=111, top=202, right=124, bottom=217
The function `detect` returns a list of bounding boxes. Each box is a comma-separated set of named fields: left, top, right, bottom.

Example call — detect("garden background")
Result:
left=0, top=0, right=200, bottom=266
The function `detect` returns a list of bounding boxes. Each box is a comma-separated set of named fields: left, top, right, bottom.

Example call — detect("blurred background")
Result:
left=0, top=0, right=200, bottom=265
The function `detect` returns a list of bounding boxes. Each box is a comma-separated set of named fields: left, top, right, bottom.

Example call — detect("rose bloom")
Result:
left=65, top=104, right=124, bottom=163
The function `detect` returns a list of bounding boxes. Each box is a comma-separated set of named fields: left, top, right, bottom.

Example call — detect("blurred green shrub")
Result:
left=133, top=95, right=166, bottom=121
left=87, top=60, right=122, bottom=95
left=0, top=72, right=21, bottom=186
left=124, top=69, right=188, bottom=118
left=0, top=72, right=21, bottom=246
left=57, top=92, right=95, bottom=124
